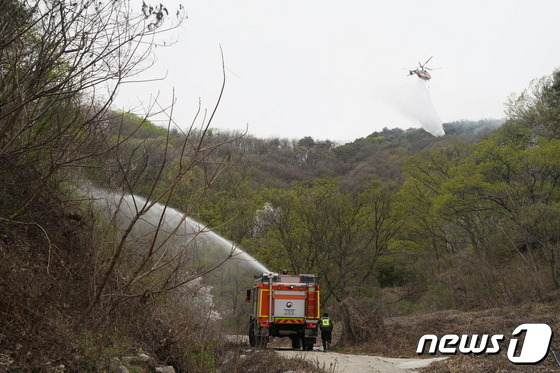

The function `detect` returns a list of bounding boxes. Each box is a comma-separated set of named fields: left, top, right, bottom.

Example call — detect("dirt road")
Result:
left=225, top=336, right=445, bottom=372
left=276, top=347, right=446, bottom=373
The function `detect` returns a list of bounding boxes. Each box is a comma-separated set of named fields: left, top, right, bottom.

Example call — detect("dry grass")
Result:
left=218, top=342, right=331, bottom=373
left=0, top=189, right=93, bottom=370
left=0, top=180, right=223, bottom=372
left=335, top=300, right=560, bottom=372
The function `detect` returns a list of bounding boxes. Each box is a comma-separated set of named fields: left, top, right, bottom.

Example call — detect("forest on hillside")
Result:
left=99, top=98, right=560, bottom=320
left=91, top=92, right=560, bottom=322
left=2, top=0, right=560, bottom=371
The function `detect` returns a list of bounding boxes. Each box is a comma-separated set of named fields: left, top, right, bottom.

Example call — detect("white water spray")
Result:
left=89, top=188, right=269, bottom=326
left=390, top=78, right=445, bottom=137
left=91, top=189, right=269, bottom=274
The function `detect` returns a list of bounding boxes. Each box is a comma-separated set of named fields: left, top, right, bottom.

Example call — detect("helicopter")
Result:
left=407, top=56, right=435, bottom=81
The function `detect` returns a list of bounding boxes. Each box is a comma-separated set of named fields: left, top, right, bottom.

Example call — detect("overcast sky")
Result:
left=114, top=0, right=560, bottom=142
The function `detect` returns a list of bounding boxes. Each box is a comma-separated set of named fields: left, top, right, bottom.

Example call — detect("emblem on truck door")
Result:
left=284, top=302, right=295, bottom=315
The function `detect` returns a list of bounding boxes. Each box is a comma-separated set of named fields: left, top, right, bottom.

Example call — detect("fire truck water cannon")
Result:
left=246, top=272, right=321, bottom=350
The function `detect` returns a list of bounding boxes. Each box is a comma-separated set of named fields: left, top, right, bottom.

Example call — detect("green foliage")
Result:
left=245, top=178, right=400, bottom=304
left=92, top=109, right=518, bottom=314
left=376, top=256, right=414, bottom=287
left=188, top=344, right=218, bottom=373
left=77, top=330, right=132, bottom=371
left=393, top=73, right=560, bottom=309
left=108, top=111, right=169, bottom=139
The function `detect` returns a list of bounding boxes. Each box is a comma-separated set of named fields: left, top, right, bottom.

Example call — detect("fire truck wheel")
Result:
left=291, top=336, right=301, bottom=349
left=302, top=340, right=313, bottom=351
left=249, top=323, right=256, bottom=347
left=249, top=328, right=256, bottom=347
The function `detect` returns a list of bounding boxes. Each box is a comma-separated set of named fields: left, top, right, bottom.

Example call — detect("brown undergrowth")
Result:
left=0, top=176, right=218, bottom=372
left=334, top=297, right=560, bottom=372
left=217, top=342, right=330, bottom=373
left=0, top=172, right=326, bottom=372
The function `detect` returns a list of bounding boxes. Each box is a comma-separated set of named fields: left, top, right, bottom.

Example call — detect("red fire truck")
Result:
left=246, top=272, right=320, bottom=350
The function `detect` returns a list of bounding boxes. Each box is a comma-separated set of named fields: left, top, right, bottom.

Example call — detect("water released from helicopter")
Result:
left=410, top=79, right=445, bottom=137
left=389, top=77, right=445, bottom=137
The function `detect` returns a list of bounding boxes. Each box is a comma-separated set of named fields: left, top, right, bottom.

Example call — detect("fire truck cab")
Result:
left=246, top=272, right=320, bottom=350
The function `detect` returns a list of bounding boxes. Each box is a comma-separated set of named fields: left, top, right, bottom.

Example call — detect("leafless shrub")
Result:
left=0, top=0, right=186, bottom=220
left=337, top=297, right=386, bottom=346
left=219, top=349, right=331, bottom=373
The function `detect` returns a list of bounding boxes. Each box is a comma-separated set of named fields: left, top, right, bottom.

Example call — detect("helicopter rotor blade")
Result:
left=424, top=56, right=433, bottom=66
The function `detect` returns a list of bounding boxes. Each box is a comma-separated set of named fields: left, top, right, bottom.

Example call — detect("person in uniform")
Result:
left=319, top=312, right=333, bottom=351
